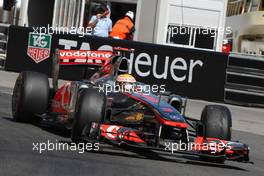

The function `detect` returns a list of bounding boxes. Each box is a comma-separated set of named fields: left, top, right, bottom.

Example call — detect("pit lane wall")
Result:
left=5, top=25, right=228, bottom=102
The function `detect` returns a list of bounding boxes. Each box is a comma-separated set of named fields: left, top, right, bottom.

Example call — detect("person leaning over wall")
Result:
left=88, top=5, right=112, bottom=38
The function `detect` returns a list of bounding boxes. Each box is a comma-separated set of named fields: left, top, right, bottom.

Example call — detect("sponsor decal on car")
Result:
left=27, top=32, right=52, bottom=63
left=58, top=50, right=112, bottom=66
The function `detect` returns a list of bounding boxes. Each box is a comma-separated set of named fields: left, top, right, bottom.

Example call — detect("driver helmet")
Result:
left=116, top=74, right=136, bottom=93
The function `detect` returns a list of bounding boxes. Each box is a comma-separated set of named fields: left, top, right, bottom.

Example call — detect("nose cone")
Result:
left=160, top=108, right=186, bottom=123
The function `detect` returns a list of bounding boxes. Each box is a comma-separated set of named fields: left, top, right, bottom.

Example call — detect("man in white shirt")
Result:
left=88, top=6, right=112, bottom=38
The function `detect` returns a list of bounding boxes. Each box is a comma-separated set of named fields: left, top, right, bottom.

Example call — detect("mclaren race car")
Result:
left=12, top=47, right=251, bottom=164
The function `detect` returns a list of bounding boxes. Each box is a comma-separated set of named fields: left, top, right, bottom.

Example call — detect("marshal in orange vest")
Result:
left=110, top=11, right=135, bottom=40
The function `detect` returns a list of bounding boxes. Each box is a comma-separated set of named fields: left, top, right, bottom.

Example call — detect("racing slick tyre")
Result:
left=201, top=105, right=232, bottom=140
left=71, top=88, right=106, bottom=143
left=12, top=71, right=50, bottom=123
left=199, top=105, right=232, bottom=163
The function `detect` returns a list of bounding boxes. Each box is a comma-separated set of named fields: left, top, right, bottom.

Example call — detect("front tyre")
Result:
left=71, top=88, right=106, bottom=143
left=201, top=105, right=232, bottom=141
left=199, top=105, right=232, bottom=163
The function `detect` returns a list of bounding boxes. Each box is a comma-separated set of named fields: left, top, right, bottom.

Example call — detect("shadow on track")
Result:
left=2, top=116, right=249, bottom=172
left=2, top=116, right=71, bottom=138
left=59, top=140, right=248, bottom=172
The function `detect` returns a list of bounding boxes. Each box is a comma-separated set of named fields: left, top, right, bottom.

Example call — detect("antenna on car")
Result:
left=158, top=93, right=162, bottom=107
left=52, top=49, right=60, bottom=91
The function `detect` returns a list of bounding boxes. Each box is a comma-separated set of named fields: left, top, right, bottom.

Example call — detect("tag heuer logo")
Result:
left=27, top=33, right=52, bottom=63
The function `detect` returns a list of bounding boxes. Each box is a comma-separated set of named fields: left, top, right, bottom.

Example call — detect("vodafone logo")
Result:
left=59, top=50, right=112, bottom=59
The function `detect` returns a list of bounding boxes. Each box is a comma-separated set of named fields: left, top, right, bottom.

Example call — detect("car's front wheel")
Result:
left=71, top=88, right=106, bottom=143
left=199, top=105, right=232, bottom=163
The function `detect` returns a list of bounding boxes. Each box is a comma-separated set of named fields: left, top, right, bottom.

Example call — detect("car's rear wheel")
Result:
left=199, top=105, right=232, bottom=163
left=12, top=71, right=50, bottom=122
left=71, top=88, right=106, bottom=143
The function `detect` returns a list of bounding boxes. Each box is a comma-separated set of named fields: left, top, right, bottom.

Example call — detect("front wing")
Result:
left=98, top=124, right=251, bottom=163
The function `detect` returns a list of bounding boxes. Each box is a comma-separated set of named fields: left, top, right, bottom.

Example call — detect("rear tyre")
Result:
left=199, top=105, right=232, bottom=163
left=71, top=88, right=106, bottom=143
left=12, top=71, right=50, bottom=122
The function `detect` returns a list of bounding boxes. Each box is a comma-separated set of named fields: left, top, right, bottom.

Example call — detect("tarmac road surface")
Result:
left=0, top=70, right=264, bottom=176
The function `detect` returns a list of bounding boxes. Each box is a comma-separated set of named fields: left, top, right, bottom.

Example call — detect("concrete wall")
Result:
left=226, top=11, right=264, bottom=52
left=14, top=0, right=228, bottom=51
left=135, top=0, right=158, bottom=43
left=154, top=0, right=228, bottom=51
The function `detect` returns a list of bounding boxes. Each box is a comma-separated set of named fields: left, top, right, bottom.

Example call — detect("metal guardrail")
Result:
left=224, top=53, right=264, bottom=106
left=0, top=54, right=6, bottom=69
left=229, top=52, right=264, bottom=60
left=52, top=0, right=85, bottom=28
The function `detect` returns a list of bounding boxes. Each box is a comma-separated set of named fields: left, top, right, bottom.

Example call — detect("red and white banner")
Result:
left=58, top=50, right=113, bottom=66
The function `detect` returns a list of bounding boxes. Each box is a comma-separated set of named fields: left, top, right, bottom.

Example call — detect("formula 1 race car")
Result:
left=12, top=47, right=251, bottom=164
